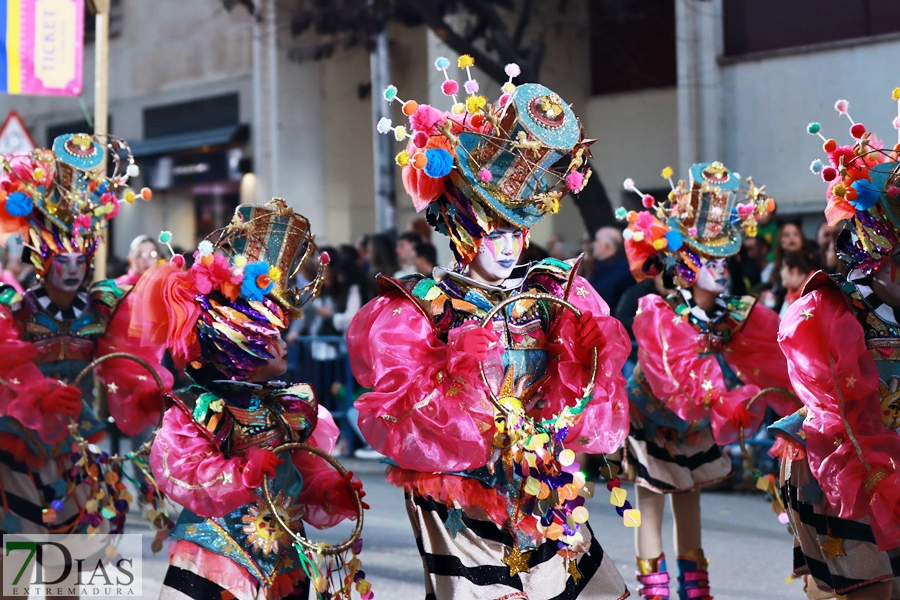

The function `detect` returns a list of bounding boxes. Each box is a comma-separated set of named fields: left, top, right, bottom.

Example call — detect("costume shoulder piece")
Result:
left=523, top=256, right=581, bottom=298
left=722, top=294, right=757, bottom=335
left=90, top=278, right=127, bottom=317
left=167, top=387, right=224, bottom=446
left=0, top=284, right=23, bottom=311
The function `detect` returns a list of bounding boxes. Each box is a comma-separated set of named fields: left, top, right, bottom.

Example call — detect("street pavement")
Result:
left=63, top=459, right=804, bottom=599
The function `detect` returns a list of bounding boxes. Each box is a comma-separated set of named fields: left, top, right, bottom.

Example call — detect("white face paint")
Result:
left=465, top=228, right=525, bottom=285
left=695, top=257, right=728, bottom=294
left=47, top=252, right=88, bottom=293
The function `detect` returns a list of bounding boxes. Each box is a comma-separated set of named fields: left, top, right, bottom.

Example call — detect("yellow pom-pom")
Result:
left=832, top=183, right=847, bottom=198
left=893, top=87, right=900, bottom=101
left=652, top=238, right=667, bottom=250
left=661, top=166, right=673, bottom=179
left=268, top=266, right=282, bottom=282
left=466, top=95, right=487, bottom=114
left=632, top=231, right=644, bottom=242
left=501, top=82, right=515, bottom=94
left=124, top=190, right=136, bottom=204
left=394, top=126, right=407, bottom=141
left=395, top=151, right=410, bottom=167
left=233, top=255, right=248, bottom=268
left=33, top=167, right=44, bottom=180
left=457, top=54, right=474, bottom=68
left=451, top=103, right=465, bottom=115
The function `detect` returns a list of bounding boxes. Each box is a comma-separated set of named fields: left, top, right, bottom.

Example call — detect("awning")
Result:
left=128, top=124, right=249, bottom=157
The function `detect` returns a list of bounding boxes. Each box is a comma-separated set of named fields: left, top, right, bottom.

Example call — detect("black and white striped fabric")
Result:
left=158, top=556, right=311, bottom=600
left=782, top=452, right=900, bottom=597
left=406, top=493, right=629, bottom=600
left=30, top=287, right=89, bottom=320
left=848, top=269, right=900, bottom=326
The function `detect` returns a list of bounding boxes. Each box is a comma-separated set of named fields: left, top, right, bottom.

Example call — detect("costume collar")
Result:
left=677, top=287, right=728, bottom=325
left=433, top=263, right=530, bottom=292
left=847, top=268, right=900, bottom=327
left=29, top=286, right=89, bottom=320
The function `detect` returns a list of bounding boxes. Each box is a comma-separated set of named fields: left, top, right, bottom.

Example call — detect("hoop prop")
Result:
left=261, top=442, right=364, bottom=556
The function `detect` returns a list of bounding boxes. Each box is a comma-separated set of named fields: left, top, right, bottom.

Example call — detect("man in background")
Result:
left=394, top=232, right=422, bottom=277
left=414, top=242, right=437, bottom=276
left=588, top=226, right=634, bottom=310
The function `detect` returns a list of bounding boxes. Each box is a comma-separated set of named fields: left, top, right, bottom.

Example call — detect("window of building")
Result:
left=724, top=0, right=900, bottom=56
left=143, top=94, right=240, bottom=139
left=589, top=0, right=676, bottom=96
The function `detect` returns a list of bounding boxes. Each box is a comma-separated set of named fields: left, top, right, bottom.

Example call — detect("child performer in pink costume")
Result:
left=619, top=163, right=796, bottom=599
left=139, top=199, right=367, bottom=600
left=348, top=58, right=633, bottom=599
left=772, top=94, right=900, bottom=599
left=0, top=134, right=172, bottom=538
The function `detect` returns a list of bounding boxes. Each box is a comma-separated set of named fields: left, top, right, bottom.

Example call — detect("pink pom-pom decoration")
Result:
left=623, top=178, right=635, bottom=192
left=441, top=80, right=459, bottom=97
left=320, top=251, right=331, bottom=265
left=412, top=131, right=429, bottom=148
left=821, top=166, right=838, bottom=182
left=498, top=93, right=510, bottom=106
left=893, top=116, right=900, bottom=130
left=888, top=186, right=900, bottom=199
left=464, top=80, right=479, bottom=94
left=566, top=171, right=585, bottom=192
left=688, top=227, right=698, bottom=237
left=834, top=99, right=849, bottom=115
left=850, top=123, right=866, bottom=139
left=641, top=194, right=654, bottom=208
left=409, top=105, right=446, bottom=136
left=170, top=255, right=186, bottom=268
left=504, top=63, right=521, bottom=78
left=478, top=169, right=492, bottom=182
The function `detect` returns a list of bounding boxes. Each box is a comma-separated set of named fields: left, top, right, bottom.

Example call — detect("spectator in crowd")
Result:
left=355, top=234, right=371, bottom=272
left=116, top=234, right=162, bottom=286
left=817, top=221, right=840, bottom=273
left=769, top=221, right=808, bottom=286
left=414, top=242, right=437, bottom=276
left=756, top=205, right=779, bottom=264
left=587, top=226, right=634, bottom=310
left=0, top=243, right=22, bottom=293
left=366, top=233, right=398, bottom=298
left=409, top=217, right=432, bottom=243
left=778, top=251, right=819, bottom=318
left=740, top=235, right=772, bottom=289
left=394, top=232, right=421, bottom=277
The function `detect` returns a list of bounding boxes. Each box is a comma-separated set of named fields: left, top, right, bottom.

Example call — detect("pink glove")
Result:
left=40, top=386, right=82, bottom=417
left=242, top=447, right=281, bottom=488
left=458, top=327, right=501, bottom=362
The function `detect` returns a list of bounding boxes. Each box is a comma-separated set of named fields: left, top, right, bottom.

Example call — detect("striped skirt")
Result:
left=623, top=420, right=732, bottom=493
left=782, top=452, right=900, bottom=597
left=406, top=492, right=629, bottom=600
left=0, top=450, right=87, bottom=535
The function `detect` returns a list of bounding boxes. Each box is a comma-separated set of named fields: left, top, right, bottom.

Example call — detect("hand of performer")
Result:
left=242, top=447, right=282, bottom=488
left=336, top=470, right=369, bottom=511
left=40, top=385, right=83, bottom=418
left=458, top=326, right=501, bottom=363
left=573, top=311, right=603, bottom=367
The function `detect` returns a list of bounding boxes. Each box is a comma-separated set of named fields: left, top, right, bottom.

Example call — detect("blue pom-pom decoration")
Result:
left=434, top=56, right=450, bottom=70
left=241, top=261, right=274, bottom=301
left=424, top=148, right=454, bottom=178
left=807, top=122, right=821, bottom=135
left=850, top=181, right=879, bottom=211
left=5, top=191, right=33, bottom=218
left=665, top=230, right=683, bottom=251
left=810, top=159, right=823, bottom=175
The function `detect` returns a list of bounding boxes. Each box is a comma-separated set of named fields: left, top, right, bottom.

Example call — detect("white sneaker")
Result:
left=353, top=447, right=384, bottom=460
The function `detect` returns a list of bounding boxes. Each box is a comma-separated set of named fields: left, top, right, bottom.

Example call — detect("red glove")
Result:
left=458, top=327, right=501, bottom=363
left=336, top=471, right=369, bottom=511
left=573, top=311, right=603, bottom=367
left=40, top=386, right=83, bottom=418
left=242, top=447, right=281, bottom=488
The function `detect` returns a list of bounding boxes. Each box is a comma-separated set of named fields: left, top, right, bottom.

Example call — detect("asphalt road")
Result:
left=83, top=458, right=805, bottom=600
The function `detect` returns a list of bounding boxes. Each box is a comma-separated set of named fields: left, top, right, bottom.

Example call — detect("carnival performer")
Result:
left=771, top=93, right=900, bottom=599
left=0, top=133, right=173, bottom=539
left=619, top=162, right=796, bottom=599
left=143, top=198, right=369, bottom=600
left=349, top=57, right=633, bottom=599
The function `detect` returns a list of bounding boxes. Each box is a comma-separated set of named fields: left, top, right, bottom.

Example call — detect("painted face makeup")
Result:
left=695, top=257, right=728, bottom=294
left=466, top=227, right=525, bottom=285
left=47, top=252, right=88, bottom=293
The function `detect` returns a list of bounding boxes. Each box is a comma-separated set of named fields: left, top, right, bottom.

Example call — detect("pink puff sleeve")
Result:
left=348, top=293, right=498, bottom=473
left=150, top=407, right=257, bottom=518
left=725, top=302, right=798, bottom=417
left=95, top=292, right=174, bottom=436
left=779, top=286, right=900, bottom=550
left=540, top=277, right=630, bottom=454
left=633, top=294, right=760, bottom=445
left=0, top=304, right=69, bottom=444
left=294, top=406, right=359, bottom=529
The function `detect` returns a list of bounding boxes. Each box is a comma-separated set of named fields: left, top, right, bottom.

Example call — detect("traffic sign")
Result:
left=0, top=111, right=36, bottom=154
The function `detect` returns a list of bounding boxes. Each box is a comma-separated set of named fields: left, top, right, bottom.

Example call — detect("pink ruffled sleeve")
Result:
left=633, top=294, right=760, bottom=445
left=294, top=406, right=359, bottom=529
left=150, top=407, right=257, bottom=518
left=540, top=277, right=630, bottom=454
left=779, top=286, right=900, bottom=550
left=95, top=292, right=174, bottom=436
left=0, top=305, right=69, bottom=444
left=348, top=293, right=498, bottom=473
left=725, top=302, right=798, bottom=417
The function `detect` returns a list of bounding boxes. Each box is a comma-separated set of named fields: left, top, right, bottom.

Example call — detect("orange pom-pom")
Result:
left=845, top=186, right=858, bottom=201
left=470, top=114, right=485, bottom=128
left=823, top=139, right=837, bottom=153
left=140, top=187, right=153, bottom=200
left=256, top=274, right=270, bottom=289
left=200, top=254, right=214, bottom=267
left=411, top=152, right=428, bottom=170
left=402, top=100, right=418, bottom=117
left=765, top=198, right=776, bottom=212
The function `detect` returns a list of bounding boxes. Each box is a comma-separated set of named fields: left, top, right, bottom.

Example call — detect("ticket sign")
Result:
left=0, top=0, right=84, bottom=96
